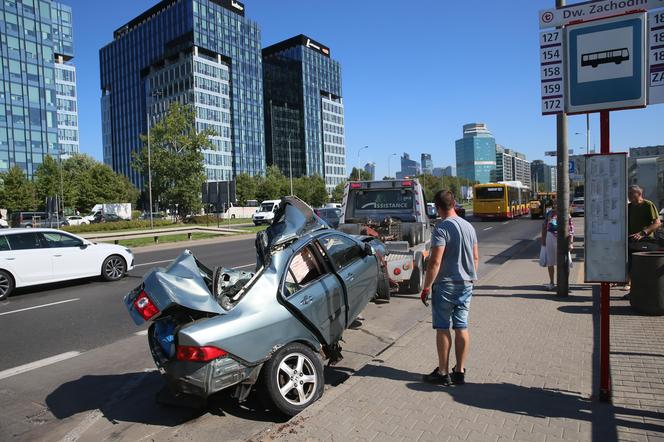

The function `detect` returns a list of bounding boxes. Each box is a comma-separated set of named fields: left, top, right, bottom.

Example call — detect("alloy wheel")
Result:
left=0, top=273, right=10, bottom=299
left=276, top=353, right=318, bottom=406
left=104, top=257, right=125, bottom=280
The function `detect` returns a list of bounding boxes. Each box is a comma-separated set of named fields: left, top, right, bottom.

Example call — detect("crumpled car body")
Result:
left=124, top=196, right=389, bottom=415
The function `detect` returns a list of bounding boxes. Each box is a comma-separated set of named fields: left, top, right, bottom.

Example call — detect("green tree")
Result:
left=349, top=167, right=372, bottom=181
left=0, top=166, right=37, bottom=213
left=331, top=182, right=345, bottom=203
left=256, top=165, right=288, bottom=201
left=34, top=155, right=61, bottom=208
left=235, top=173, right=256, bottom=206
left=134, top=103, right=209, bottom=218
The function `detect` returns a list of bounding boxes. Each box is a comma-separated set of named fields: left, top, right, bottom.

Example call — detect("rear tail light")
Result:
left=350, top=183, right=362, bottom=189
left=401, top=180, right=413, bottom=187
left=176, top=345, right=228, bottom=362
left=133, top=290, right=160, bottom=321
left=393, top=268, right=401, bottom=276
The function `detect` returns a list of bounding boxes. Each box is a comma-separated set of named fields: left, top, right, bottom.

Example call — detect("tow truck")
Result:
left=338, top=179, right=432, bottom=294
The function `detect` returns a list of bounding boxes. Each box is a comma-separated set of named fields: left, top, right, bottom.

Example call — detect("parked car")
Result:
left=314, top=208, right=342, bottom=228
left=426, top=203, right=466, bottom=219
left=10, top=211, right=68, bottom=228
left=0, top=228, right=134, bottom=300
left=66, top=215, right=90, bottom=226
left=124, top=197, right=390, bottom=416
left=570, top=197, right=585, bottom=217
left=91, top=213, right=125, bottom=224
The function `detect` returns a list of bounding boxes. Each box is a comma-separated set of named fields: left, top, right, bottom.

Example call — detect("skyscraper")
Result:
left=263, top=35, right=344, bottom=193
left=364, top=162, right=375, bottom=180
left=396, top=153, right=419, bottom=179
left=1, top=0, right=79, bottom=177
left=531, top=160, right=557, bottom=193
left=495, top=145, right=531, bottom=188
left=421, top=153, right=433, bottom=175
left=100, top=0, right=265, bottom=186
left=455, top=123, right=496, bottom=184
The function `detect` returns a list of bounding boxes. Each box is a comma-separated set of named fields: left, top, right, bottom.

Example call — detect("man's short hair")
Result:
left=434, top=190, right=456, bottom=211
left=628, top=185, right=642, bottom=195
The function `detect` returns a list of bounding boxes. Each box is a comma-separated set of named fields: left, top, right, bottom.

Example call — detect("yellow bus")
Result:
left=473, top=181, right=532, bottom=219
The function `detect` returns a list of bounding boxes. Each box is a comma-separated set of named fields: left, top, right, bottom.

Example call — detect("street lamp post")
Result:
left=356, top=145, right=368, bottom=181
left=146, top=89, right=163, bottom=230
left=388, top=153, right=398, bottom=179
left=288, top=136, right=293, bottom=196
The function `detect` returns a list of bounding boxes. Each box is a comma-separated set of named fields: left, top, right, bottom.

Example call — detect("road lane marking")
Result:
left=483, top=227, right=494, bottom=231
left=0, top=298, right=80, bottom=317
left=0, top=351, right=80, bottom=381
left=235, top=263, right=254, bottom=269
left=503, top=221, right=509, bottom=225
left=134, top=330, right=148, bottom=336
left=134, top=259, right=173, bottom=268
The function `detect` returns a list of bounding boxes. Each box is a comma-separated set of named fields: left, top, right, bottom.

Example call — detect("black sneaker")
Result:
left=622, top=293, right=630, bottom=300
left=423, top=368, right=451, bottom=385
left=451, top=366, right=466, bottom=385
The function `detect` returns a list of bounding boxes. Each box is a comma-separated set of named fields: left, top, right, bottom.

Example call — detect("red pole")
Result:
left=599, top=110, right=611, bottom=402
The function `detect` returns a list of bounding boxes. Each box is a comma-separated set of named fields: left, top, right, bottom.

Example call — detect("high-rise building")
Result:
left=364, top=162, right=376, bottom=180
left=432, top=166, right=455, bottom=177
left=531, top=160, right=557, bottom=193
left=262, top=35, right=344, bottom=193
left=494, top=145, right=531, bottom=188
left=0, top=0, right=79, bottom=177
left=100, top=0, right=265, bottom=186
left=455, top=123, right=496, bottom=184
left=396, top=153, right=419, bottom=179
left=421, top=153, right=433, bottom=175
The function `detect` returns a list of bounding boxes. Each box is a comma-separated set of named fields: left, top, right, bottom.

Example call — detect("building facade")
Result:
left=421, top=153, right=433, bottom=175
left=455, top=123, right=496, bottom=184
left=628, top=146, right=664, bottom=208
left=262, top=35, right=344, bottom=193
left=364, top=162, right=375, bottom=180
left=531, top=160, right=557, bottom=193
left=0, top=0, right=79, bottom=177
left=396, top=152, right=419, bottom=179
left=100, top=0, right=265, bottom=186
left=494, top=145, right=531, bottom=188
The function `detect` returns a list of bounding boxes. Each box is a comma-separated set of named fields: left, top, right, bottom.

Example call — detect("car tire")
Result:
left=261, top=342, right=324, bottom=417
left=407, top=229, right=416, bottom=248
left=101, top=255, right=127, bottom=282
left=0, top=270, right=14, bottom=301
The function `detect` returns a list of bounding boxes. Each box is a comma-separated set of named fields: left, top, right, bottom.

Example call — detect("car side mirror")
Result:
left=364, top=243, right=375, bottom=257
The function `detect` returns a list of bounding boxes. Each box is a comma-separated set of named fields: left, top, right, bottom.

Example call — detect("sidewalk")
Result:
left=258, top=227, right=664, bottom=442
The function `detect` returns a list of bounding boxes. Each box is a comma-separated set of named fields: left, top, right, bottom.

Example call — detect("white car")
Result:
left=252, top=200, right=281, bottom=226
left=570, top=197, right=585, bottom=217
left=0, top=228, right=134, bottom=300
left=66, top=215, right=90, bottom=226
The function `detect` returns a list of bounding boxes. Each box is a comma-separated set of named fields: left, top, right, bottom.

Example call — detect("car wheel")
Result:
left=262, top=342, right=324, bottom=417
left=25, top=224, right=32, bottom=228
left=407, top=229, right=416, bottom=247
left=0, top=270, right=14, bottom=301
left=101, top=255, right=127, bottom=281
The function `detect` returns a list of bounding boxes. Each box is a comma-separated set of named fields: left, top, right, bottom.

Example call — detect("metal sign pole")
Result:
left=599, top=110, right=612, bottom=402
left=556, top=0, right=570, bottom=298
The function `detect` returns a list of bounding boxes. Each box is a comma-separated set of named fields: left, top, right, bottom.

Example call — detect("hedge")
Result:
left=63, top=219, right=175, bottom=234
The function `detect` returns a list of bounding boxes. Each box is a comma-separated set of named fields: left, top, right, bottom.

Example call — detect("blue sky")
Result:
left=66, top=0, right=664, bottom=178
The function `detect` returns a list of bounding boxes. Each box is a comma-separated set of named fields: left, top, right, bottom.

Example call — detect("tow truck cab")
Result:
left=338, top=179, right=431, bottom=293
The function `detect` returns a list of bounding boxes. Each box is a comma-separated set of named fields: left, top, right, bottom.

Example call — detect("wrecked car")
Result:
left=124, top=196, right=390, bottom=416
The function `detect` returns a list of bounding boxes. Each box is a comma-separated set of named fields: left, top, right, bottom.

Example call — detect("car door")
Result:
left=39, top=232, right=95, bottom=279
left=5, top=232, right=52, bottom=285
left=282, top=244, right=346, bottom=345
left=319, top=234, right=378, bottom=324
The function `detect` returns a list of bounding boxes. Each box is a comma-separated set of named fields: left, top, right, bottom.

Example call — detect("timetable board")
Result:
left=584, top=153, right=628, bottom=283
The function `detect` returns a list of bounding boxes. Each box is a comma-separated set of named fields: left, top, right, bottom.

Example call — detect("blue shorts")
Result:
left=431, top=282, right=473, bottom=330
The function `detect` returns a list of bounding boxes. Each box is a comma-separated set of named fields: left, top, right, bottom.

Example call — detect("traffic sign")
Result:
left=566, top=13, right=647, bottom=114
left=545, top=149, right=574, bottom=156
left=649, top=9, right=664, bottom=104
left=540, top=29, right=565, bottom=115
left=539, top=0, right=664, bottom=29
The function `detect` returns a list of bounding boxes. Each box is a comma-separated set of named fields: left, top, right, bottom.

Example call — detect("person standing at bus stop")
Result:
left=623, top=185, right=661, bottom=300
left=541, top=201, right=574, bottom=291
left=420, top=190, right=479, bottom=386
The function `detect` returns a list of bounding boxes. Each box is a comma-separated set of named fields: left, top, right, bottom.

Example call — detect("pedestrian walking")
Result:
left=541, top=201, right=574, bottom=291
left=623, top=185, right=661, bottom=300
left=420, top=190, right=478, bottom=386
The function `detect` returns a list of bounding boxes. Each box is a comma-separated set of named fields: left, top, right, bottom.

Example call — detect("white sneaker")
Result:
left=546, top=283, right=555, bottom=291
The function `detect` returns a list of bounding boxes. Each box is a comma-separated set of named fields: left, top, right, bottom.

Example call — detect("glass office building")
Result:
left=396, top=153, right=419, bottom=179
left=263, top=35, right=345, bottom=193
left=455, top=123, right=496, bottom=184
left=0, top=0, right=79, bottom=177
left=421, top=153, right=433, bottom=175
left=100, top=0, right=264, bottom=186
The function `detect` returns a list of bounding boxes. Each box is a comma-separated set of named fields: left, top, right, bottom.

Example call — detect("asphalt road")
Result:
left=0, top=217, right=545, bottom=441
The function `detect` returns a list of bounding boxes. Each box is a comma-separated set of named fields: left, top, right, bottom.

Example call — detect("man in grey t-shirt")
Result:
left=421, top=190, right=479, bottom=386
